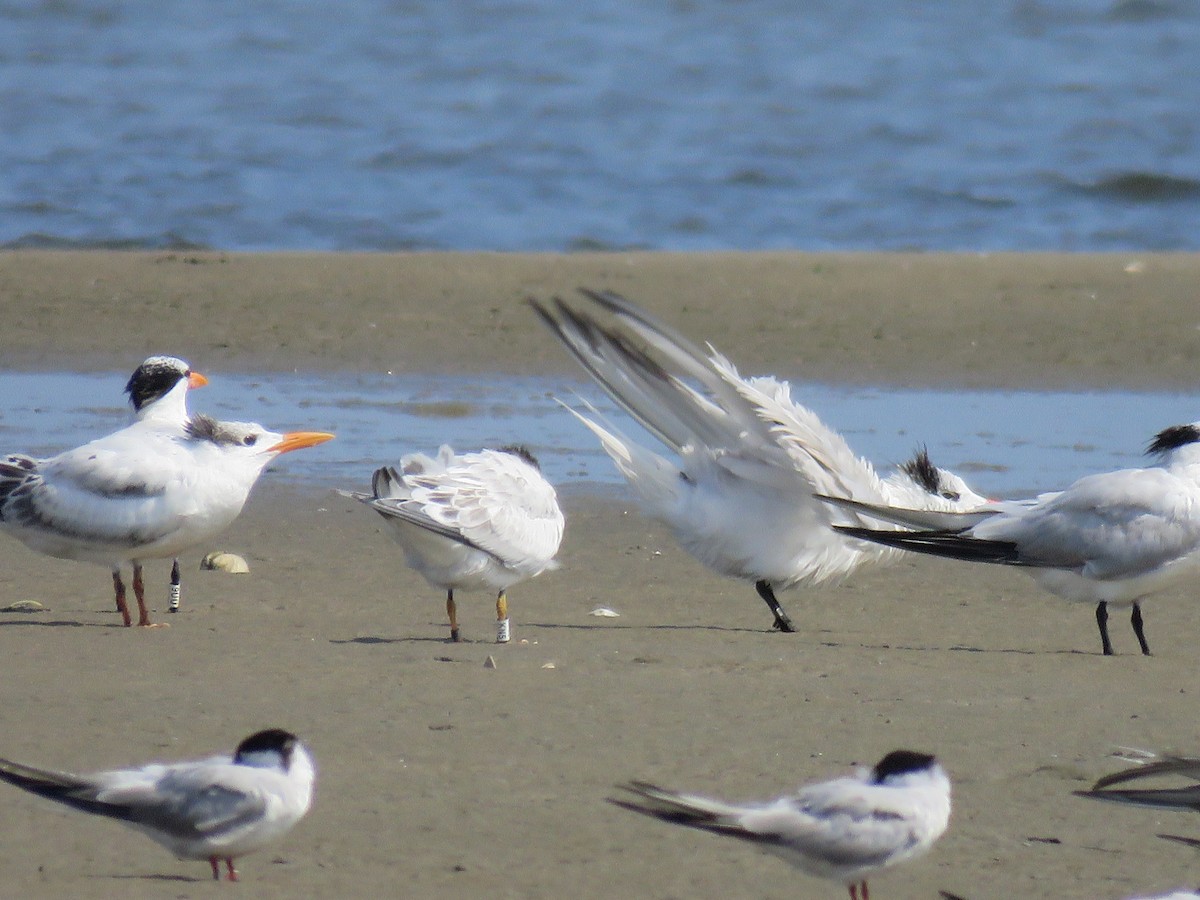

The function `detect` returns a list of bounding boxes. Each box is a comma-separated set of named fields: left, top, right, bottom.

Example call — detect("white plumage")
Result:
left=531, top=288, right=987, bottom=632
left=0, top=728, right=314, bottom=881
left=342, top=444, right=564, bottom=642
left=0, top=409, right=333, bottom=627
left=827, top=421, right=1200, bottom=655
left=613, top=749, right=951, bottom=900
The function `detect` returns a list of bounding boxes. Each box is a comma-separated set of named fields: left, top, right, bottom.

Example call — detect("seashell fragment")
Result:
left=200, top=551, right=250, bottom=574
left=0, top=600, right=44, bottom=612
left=589, top=606, right=620, bottom=617
left=483, top=655, right=497, bottom=669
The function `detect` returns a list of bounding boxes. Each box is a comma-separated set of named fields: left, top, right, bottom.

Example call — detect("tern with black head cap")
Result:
left=0, top=405, right=333, bottom=627
left=612, top=749, right=951, bottom=899
left=0, top=728, right=314, bottom=881
left=824, top=421, right=1200, bottom=655
left=124, top=356, right=209, bottom=614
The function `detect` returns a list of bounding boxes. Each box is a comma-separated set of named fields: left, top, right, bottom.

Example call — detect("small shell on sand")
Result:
left=589, top=606, right=620, bottom=617
left=0, top=600, right=45, bottom=612
left=483, top=655, right=497, bottom=669
left=200, top=551, right=250, bottom=574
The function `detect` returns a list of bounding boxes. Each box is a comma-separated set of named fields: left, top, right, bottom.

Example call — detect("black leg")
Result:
left=754, top=580, right=795, bottom=632
left=446, top=589, right=460, bottom=642
left=168, top=558, right=181, bottom=612
left=1096, top=601, right=1114, bottom=656
left=1131, top=601, right=1151, bottom=656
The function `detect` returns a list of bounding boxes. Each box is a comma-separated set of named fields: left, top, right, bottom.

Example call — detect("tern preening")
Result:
left=825, top=422, right=1200, bottom=655
left=341, top=444, right=564, bottom=643
left=0, top=410, right=334, bottom=627
left=124, top=356, right=209, bottom=614
left=612, top=750, right=951, bottom=900
left=530, top=288, right=986, bottom=633
left=0, top=728, right=314, bottom=881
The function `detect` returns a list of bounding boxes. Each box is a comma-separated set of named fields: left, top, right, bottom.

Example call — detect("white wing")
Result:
left=370, top=448, right=563, bottom=572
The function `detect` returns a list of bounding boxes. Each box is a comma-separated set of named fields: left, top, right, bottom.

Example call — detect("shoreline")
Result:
left=1, top=250, right=1198, bottom=390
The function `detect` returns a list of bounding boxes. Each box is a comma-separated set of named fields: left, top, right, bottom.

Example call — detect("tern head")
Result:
left=1147, top=423, right=1200, bottom=458
left=498, top=444, right=541, bottom=470
left=233, top=728, right=302, bottom=771
left=870, top=749, right=941, bottom=784
left=186, top=415, right=334, bottom=458
left=125, top=356, right=208, bottom=416
left=898, top=447, right=988, bottom=509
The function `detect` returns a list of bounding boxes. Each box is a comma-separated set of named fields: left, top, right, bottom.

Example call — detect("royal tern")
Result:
left=125, top=356, right=210, bottom=614
left=0, top=728, right=314, bottom=881
left=825, top=422, right=1200, bottom=655
left=340, top=444, right=564, bottom=643
left=612, top=749, right=951, bottom=900
left=530, top=288, right=987, bottom=632
left=0, top=413, right=333, bottom=627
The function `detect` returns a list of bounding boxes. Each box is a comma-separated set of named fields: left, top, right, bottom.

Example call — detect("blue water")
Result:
left=0, top=370, right=1193, bottom=499
left=3, top=1, right=1200, bottom=252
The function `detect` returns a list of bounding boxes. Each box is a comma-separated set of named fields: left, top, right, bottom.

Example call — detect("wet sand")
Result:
left=0, top=251, right=1198, bottom=899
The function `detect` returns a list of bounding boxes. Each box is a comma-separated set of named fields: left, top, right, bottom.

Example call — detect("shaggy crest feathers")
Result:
left=1147, top=424, right=1200, bottom=456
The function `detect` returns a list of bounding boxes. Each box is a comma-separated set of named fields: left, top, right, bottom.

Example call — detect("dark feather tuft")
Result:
left=498, top=444, right=540, bottom=470
left=1147, top=424, right=1200, bottom=456
left=900, top=446, right=941, bottom=495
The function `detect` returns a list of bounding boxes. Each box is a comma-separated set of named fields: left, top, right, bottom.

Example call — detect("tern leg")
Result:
left=168, top=558, right=181, bottom=613
left=131, top=563, right=166, bottom=628
left=849, top=881, right=869, bottom=900
left=111, top=568, right=132, bottom=627
left=1131, top=600, right=1151, bottom=656
left=447, top=589, right=460, bottom=642
left=224, top=858, right=239, bottom=882
left=1096, top=601, right=1114, bottom=656
left=209, top=856, right=220, bottom=880
left=496, top=590, right=510, bottom=643
left=754, top=580, right=795, bottom=633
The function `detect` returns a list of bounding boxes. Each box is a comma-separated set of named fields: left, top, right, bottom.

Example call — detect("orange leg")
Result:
left=208, top=856, right=238, bottom=881
left=112, top=569, right=132, bottom=627
left=132, top=563, right=167, bottom=628
left=496, top=590, right=510, bottom=643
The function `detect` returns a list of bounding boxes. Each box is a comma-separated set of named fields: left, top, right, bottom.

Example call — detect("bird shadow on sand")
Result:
left=0, top=617, right=129, bottom=629
left=109, top=872, right=206, bottom=883
left=331, top=634, right=493, bottom=646
left=818, top=639, right=1114, bottom=657
left=522, top=621, right=774, bottom=635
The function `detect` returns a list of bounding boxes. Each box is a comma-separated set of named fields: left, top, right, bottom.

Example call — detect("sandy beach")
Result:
left=0, top=251, right=1198, bottom=899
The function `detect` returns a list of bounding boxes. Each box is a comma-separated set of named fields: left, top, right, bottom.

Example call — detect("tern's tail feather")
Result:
left=1074, top=784, right=1200, bottom=812
left=610, top=781, right=744, bottom=831
left=561, top=402, right=684, bottom=512
left=818, top=495, right=996, bottom=532
left=0, top=759, right=123, bottom=821
left=834, top=526, right=1022, bottom=566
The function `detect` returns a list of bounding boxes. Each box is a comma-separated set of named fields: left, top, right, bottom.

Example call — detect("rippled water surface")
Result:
left=0, top=370, right=1193, bottom=499
left=3, top=1, right=1200, bottom=251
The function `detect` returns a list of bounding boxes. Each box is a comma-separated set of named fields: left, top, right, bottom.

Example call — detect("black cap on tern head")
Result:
left=900, top=446, right=941, bottom=495
left=234, top=729, right=299, bottom=769
left=125, top=356, right=192, bottom=412
left=871, top=750, right=938, bottom=783
left=1147, top=423, right=1200, bottom=457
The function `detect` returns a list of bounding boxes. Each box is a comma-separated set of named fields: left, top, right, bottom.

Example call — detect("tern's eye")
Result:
left=243, top=435, right=258, bottom=447
left=941, top=490, right=960, bottom=501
